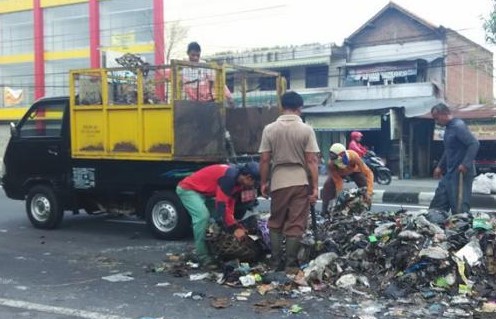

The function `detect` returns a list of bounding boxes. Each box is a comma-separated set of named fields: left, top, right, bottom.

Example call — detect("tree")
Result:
left=166, top=21, right=189, bottom=63
left=483, top=0, right=496, bottom=44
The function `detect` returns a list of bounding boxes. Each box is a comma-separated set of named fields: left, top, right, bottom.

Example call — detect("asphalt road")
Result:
left=0, top=191, right=490, bottom=319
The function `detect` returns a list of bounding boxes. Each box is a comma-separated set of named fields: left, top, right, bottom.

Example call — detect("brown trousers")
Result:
left=321, top=173, right=367, bottom=213
left=269, top=185, right=309, bottom=238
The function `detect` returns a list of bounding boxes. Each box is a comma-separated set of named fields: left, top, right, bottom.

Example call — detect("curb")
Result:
left=375, top=191, right=496, bottom=209
left=318, top=187, right=496, bottom=209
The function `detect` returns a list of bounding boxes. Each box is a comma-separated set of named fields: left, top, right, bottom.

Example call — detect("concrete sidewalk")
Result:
left=318, top=176, right=496, bottom=209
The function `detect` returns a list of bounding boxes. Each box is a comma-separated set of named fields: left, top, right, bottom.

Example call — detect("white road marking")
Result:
left=377, top=203, right=495, bottom=213
left=0, top=297, right=133, bottom=319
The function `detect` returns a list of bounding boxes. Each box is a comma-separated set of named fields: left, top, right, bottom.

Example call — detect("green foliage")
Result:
left=483, top=0, right=496, bottom=44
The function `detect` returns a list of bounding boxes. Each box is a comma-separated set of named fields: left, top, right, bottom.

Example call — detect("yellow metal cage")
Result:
left=69, top=60, right=285, bottom=161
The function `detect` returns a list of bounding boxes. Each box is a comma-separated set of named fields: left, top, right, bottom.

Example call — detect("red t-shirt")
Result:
left=179, top=164, right=241, bottom=228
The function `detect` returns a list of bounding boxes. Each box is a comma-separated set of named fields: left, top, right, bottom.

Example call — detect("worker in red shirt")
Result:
left=176, top=162, right=259, bottom=268
left=348, top=131, right=368, bottom=158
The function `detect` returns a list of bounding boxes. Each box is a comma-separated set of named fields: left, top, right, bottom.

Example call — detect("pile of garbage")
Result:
left=303, top=208, right=495, bottom=299
left=148, top=189, right=496, bottom=317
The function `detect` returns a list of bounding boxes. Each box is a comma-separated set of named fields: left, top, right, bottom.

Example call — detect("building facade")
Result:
left=303, top=3, right=493, bottom=177
left=0, top=0, right=164, bottom=117
left=210, top=43, right=336, bottom=107
left=211, top=3, right=494, bottom=178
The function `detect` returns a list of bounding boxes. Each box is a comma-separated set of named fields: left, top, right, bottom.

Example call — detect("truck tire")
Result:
left=26, top=185, right=64, bottom=229
left=145, top=191, right=191, bottom=239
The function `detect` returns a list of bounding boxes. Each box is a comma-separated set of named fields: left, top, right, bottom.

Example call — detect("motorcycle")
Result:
left=363, top=150, right=392, bottom=185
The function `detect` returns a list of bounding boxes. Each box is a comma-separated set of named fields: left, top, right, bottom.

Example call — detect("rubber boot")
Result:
left=269, top=230, right=284, bottom=271
left=285, top=237, right=301, bottom=270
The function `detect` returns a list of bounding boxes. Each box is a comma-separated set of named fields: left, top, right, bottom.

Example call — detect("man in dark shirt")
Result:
left=429, top=104, right=479, bottom=214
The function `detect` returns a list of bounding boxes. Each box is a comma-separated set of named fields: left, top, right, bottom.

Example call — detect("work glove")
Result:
left=364, top=194, right=372, bottom=208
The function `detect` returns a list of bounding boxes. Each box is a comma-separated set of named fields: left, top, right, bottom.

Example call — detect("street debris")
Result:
left=189, top=273, right=210, bottom=281
left=173, top=291, right=205, bottom=300
left=155, top=282, right=171, bottom=287
left=101, top=272, right=134, bottom=282
left=210, top=297, right=231, bottom=309
left=145, top=188, right=496, bottom=318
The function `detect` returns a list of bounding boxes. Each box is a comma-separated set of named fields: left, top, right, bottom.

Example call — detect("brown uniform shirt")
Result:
left=259, top=114, right=320, bottom=192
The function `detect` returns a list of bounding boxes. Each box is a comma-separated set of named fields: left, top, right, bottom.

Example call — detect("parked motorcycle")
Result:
left=363, top=150, right=392, bottom=185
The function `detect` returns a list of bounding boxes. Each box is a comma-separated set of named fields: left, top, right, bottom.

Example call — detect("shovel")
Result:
left=310, top=204, right=318, bottom=240
left=457, top=171, right=464, bottom=214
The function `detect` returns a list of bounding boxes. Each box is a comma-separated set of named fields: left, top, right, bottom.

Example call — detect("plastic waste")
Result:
left=101, top=272, right=134, bottom=282
left=398, top=230, right=423, bottom=240
left=189, top=273, right=210, bottom=281
left=455, top=238, right=483, bottom=266
left=414, top=215, right=445, bottom=237
left=303, top=252, right=338, bottom=281
left=419, top=246, right=449, bottom=259
left=239, top=275, right=257, bottom=287
left=373, top=222, right=396, bottom=237
left=425, top=209, right=450, bottom=226
left=336, top=274, right=357, bottom=288
left=289, top=304, right=303, bottom=314
left=472, top=212, right=493, bottom=231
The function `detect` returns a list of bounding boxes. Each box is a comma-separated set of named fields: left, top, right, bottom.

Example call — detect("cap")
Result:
left=240, top=162, right=260, bottom=181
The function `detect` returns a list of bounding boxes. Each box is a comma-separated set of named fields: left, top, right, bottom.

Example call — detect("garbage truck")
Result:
left=2, top=59, right=284, bottom=239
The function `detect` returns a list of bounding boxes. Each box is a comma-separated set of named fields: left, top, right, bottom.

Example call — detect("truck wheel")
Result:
left=26, top=185, right=64, bottom=229
left=145, top=191, right=190, bottom=239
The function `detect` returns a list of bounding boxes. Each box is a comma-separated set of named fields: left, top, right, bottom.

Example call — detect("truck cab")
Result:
left=2, top=60, right=284, bottom=239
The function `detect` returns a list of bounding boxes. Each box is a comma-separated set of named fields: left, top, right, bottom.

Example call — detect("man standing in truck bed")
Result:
left=259, top=91, right=320, bottom=271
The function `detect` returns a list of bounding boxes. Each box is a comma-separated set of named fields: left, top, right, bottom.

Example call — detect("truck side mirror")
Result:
left=9, top=122, right=18, bottom=137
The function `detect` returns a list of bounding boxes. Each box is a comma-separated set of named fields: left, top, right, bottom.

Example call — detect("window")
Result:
left=100, top=0, right=154, bottom=48
left=45, top=58, right=90, bottom=97
left=305, top=66, right=328, bottom=88
left=19, top=102, right=65, bottom=138
left=259, top=69, right=290, bottom=91
left=0, top=63, right=35, bottom=107
left=0, top=11, right=34, bottom=55
left=44, top=4, right=89, bottom=52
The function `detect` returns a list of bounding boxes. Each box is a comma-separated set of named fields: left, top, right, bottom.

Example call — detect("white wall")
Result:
left=0, top=124, right=10, bottom=173
left=335, top=82, right=435, bottom=100
left=349, top=40, right=444, bottom=64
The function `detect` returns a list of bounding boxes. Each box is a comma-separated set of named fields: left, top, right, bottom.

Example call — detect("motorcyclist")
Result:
left=348, top=131, right=368, bottom=158
left=321, top=143, right=374, bottom=213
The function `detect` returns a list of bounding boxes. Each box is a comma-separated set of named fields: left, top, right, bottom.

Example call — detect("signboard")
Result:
left=111, top=32, right=135, bottom=49
left=348, top=61, right=417, bottom=82
left=433, top=118, right=496, bottom=141
left=3, top=87, right=23, bottom=107
left=305, top=114, right=381, bottom=131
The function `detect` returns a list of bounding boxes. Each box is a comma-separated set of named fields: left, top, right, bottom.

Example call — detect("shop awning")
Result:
left=302, top=96, right=444, bottom=118
left=305, top=114, right=381, bottom=131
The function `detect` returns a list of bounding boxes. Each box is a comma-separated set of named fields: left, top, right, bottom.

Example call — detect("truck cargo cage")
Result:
left=69, top=60, right=285, bottom=162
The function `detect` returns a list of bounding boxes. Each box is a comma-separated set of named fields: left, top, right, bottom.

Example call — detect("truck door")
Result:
left=8, top=99, right=69, bottom=188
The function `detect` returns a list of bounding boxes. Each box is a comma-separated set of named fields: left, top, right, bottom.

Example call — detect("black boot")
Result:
left=285, top=237, right=301, bottom=271
left=269, top=230, right=284, bottom=271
